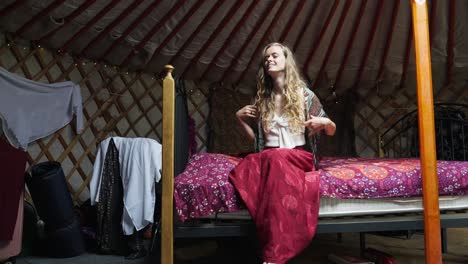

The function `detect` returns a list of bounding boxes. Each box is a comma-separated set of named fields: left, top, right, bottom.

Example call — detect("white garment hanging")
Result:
left=90, top=137, right=162, bottom=235
left=0, top=67, right=83, bottom=150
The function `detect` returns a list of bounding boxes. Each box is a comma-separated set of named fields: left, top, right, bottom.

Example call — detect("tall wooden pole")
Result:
left=410, top=1, right=442, bottom=263
left=161, top=65, right=175, bottom=264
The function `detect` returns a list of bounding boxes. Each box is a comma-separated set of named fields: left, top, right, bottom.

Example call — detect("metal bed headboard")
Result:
left=378, top=103, right=468, bottom=161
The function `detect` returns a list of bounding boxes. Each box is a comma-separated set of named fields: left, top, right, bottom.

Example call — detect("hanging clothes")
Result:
left=0, top=191, right=24, bottom=262
left=95, top=138, right=127, bottom=255
left=0, top=138, right=27, bottom=240
left=0, top=67, right=83, bottom=150
left=90, top=137, right=162, bottom=235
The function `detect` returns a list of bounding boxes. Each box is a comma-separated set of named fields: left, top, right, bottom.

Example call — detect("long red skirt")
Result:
left=229, top=148, right=320, bottom=264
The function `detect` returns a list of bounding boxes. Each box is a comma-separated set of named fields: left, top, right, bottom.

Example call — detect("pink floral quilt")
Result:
left=174, top=153, right=468, bottom=221
left=174, top=153, right=243, bottom=221
left=319, top=157, right=468, bottom=198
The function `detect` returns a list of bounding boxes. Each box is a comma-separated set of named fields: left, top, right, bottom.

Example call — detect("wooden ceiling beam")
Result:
left=445, top=0, right=455, bottom=85
left=279, top=0, right=306, bottom=43
left=303, top=0, right=340, bottom=81
left=293, top=1, right=320, bottom=52
left=180, top=0, right=246, bottom=78
left=121, top=0, right=188, bottom=66
left=15, top=0, right=65, bottom=36
left=199, top=0, right=259, bottom=80
left=98, top=0, right=162, bottom=61
left=312, top=0, right=352, bottom=89
left=0, top=0, right=25, bottom=18
left=355, top=5, right=413, bottom=134
left=398, top=16, right=413, bottom=89
left=236, top=0, right=289, bottom=85
left=60, top=0, right=121, bottom=53
left=39, top=0, right=97, bottom=43
left=334, top=0, right=367, bottom=89
left=356, top=0, right=434, bottom=122
left=81, top=0, right=145, bottom=57
left=376, top=0, right=400, bottom=81
left=143, top=0, right=206, bottom=70
left=168, top=0, right=226, bottom=67
left=351, top=0, right=385, bottom=90
left=219, top=1, right=277, bottom=82
left=353, top=0, right=402, bottom=135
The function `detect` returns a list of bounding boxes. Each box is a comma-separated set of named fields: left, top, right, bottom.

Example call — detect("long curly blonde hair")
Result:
left=254, top=43, right=307, bottom=134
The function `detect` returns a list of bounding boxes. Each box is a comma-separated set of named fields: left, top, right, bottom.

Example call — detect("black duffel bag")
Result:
left=25, top=161, right=85, bottom=257
left=26, top=161, right=74, bottom=231
left=44, top=216, right=85, bottom=257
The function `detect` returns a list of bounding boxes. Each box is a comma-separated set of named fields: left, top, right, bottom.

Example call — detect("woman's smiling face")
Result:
left=264, top=45, right=286, bottom=75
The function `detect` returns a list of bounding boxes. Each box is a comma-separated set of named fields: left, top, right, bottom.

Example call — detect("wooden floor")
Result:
left=14, top=228, right=468, bottom=264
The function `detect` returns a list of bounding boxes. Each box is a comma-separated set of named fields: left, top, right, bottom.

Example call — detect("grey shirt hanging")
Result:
left=0, top=67, right=83, bottom=150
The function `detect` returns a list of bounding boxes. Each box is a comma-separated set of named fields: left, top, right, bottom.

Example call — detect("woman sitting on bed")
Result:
left=229, top=42, right=336, bottom=264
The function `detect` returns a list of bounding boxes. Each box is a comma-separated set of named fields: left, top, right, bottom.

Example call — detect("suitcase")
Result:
left=0, top=192, right=23, bottom=262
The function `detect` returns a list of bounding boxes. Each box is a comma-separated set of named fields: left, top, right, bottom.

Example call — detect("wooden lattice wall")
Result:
left=0, top=32, right=209, bottom=204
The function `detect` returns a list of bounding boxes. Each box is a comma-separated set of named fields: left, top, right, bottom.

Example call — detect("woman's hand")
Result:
left=236, top=105, right=258, bottom=141
left=236, top=105, right=258, bottom=120
left=304, top=114, right=336, bottom=136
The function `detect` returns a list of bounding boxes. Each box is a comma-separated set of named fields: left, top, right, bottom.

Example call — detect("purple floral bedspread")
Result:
left=174, top=153, right=243, bottom=221
left=319, top=157, right=468, bottom=198
left=174, top=153, right=468, bottom=221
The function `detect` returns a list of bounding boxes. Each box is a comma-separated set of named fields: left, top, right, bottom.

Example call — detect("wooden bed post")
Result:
left=161, top=65, right=175, bottom=264
left=410, top=1, right=442, bottom=263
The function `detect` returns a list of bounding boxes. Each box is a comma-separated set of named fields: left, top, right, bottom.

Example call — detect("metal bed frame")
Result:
left=168, top=210, right=468, bottom=239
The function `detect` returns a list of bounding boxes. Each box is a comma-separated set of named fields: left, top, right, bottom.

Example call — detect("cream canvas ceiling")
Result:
left=1, top=0, right=467, bottom=99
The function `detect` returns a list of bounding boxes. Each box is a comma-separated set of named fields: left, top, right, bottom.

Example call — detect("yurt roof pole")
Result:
left=410, top=1, right=442, bottom=263
left=161, top=65, right=175, bottom=264
left=0, top=0, right=25, bottom=18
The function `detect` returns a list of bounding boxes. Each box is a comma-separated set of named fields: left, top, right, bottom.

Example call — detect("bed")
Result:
left=170, top=154, right=468, bottom=234
left=155, top=72, right=468, bottom=262
left=158, top=3, right=467, bottom=263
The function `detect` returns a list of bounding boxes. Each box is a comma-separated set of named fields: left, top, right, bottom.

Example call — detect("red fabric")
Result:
left=0, top=138, right=27, bottom=240
left=229, top=148, right=320, bottom=264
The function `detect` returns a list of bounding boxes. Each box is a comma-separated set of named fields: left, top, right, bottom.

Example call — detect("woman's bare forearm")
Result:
left=323, top=118, right=336, bottom=136
left=236, top=104, right=258, bottom=141
left=237, top=117, right=255, bottom=141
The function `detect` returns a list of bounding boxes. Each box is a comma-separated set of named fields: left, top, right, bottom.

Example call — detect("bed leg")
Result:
left=359, top=233, right=366, bottom=257
left=441, top=228, right=447, bottom=254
